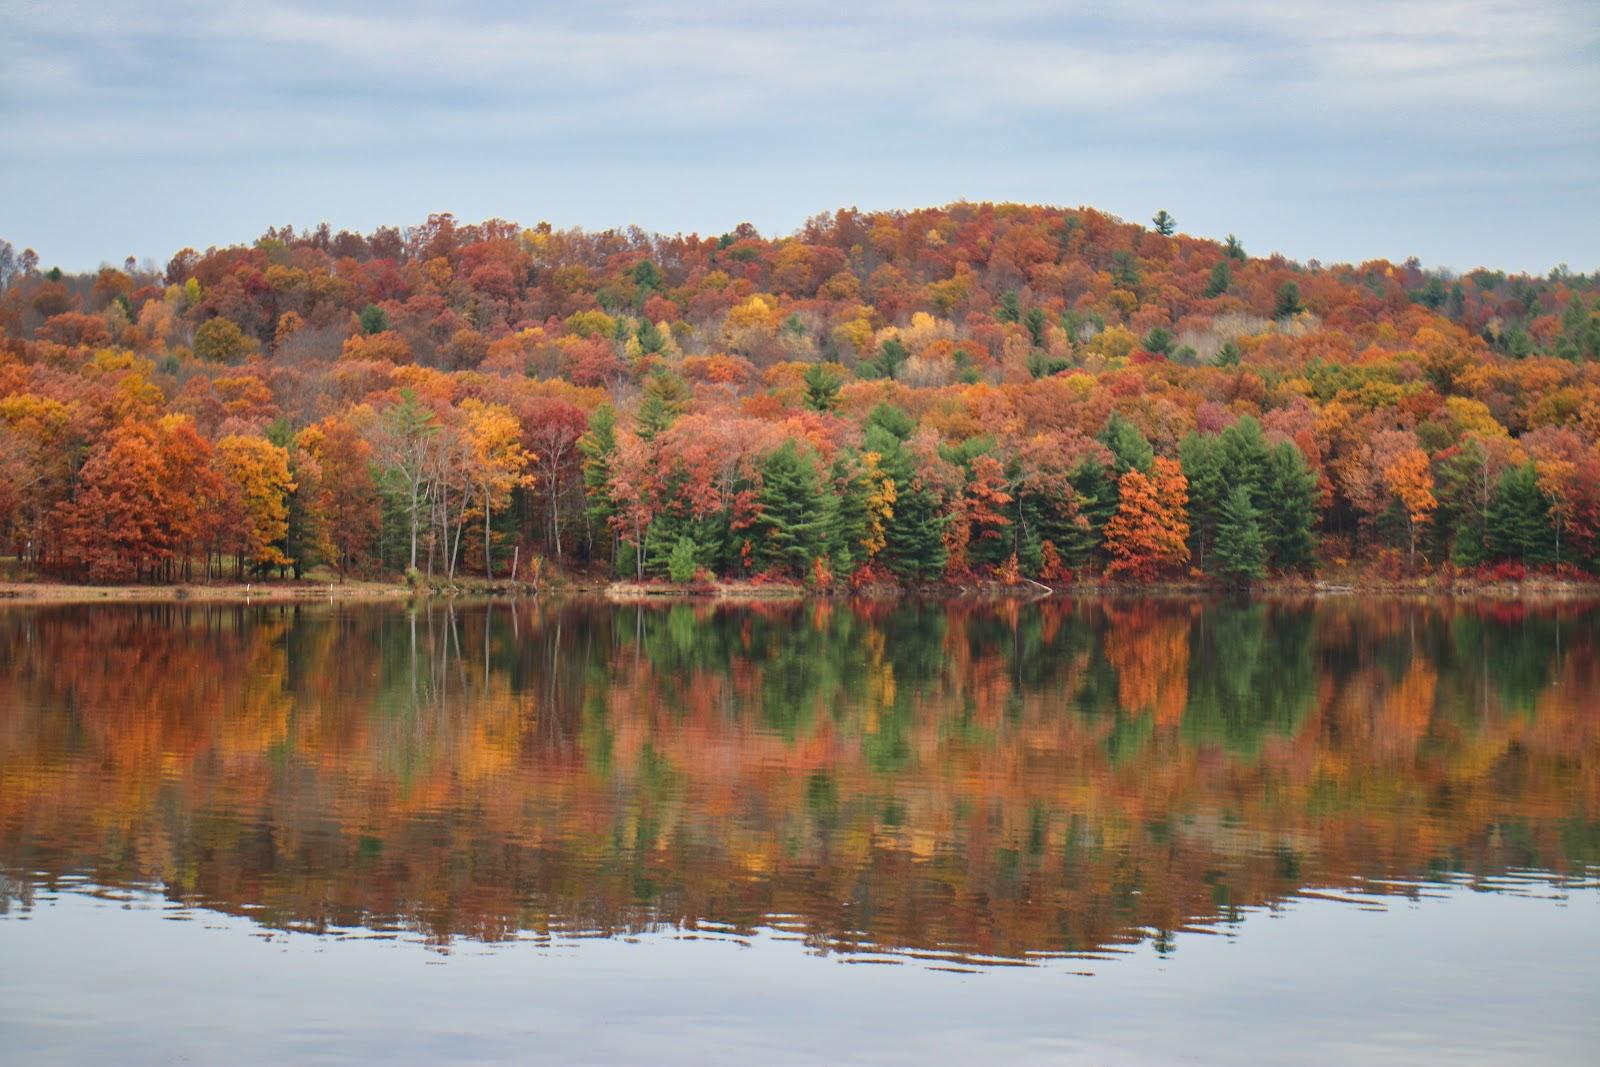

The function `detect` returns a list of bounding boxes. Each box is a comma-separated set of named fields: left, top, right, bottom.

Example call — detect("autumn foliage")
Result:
left=1, top=203, right=1598, bottom=584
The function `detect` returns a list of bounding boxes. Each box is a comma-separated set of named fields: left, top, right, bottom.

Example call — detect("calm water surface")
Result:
left=1, top=597, right=1597, bottom=1064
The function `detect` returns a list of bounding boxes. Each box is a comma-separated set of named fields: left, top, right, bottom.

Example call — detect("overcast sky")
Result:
left=3, top=0, right=1597, bottom=274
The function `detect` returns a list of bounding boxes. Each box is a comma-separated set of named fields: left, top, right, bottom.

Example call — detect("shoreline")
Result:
left=3, top=575, right=1599, bottom=606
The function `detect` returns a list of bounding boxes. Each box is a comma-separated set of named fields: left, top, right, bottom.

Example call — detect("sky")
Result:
left=2, top=0, right=1597, bottom=275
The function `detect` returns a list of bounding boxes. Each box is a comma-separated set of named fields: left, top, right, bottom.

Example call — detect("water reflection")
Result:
left=0, top=597, right=1596, bottom=965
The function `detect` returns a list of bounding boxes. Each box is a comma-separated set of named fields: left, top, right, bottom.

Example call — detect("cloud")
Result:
left=0, top=0, right=1595, bottom=271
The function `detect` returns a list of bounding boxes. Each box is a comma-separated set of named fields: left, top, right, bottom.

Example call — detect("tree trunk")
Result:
left=484, top=481, right=494, bottom=580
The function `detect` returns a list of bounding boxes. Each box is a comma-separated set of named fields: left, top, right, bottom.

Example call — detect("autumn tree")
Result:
left=1104, top=458, right=1190, bottom=581
left=299, top=417, right=381, bottom=580
left=461, top=399, right=532, bottom=579
left=193, top=317, right=254, bottom=363
left=58, top=421, right=173, bottom=581
left=1381, top=446, right=1436, bottom=570
left=214, top=435, right=295, bottom=576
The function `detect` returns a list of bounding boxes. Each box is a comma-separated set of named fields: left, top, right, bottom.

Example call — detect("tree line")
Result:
left=2, top=203, right=1599, bottom=585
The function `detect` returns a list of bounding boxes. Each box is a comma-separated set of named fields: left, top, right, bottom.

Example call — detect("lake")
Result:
left=1, top=596, right=1596, bottom=1064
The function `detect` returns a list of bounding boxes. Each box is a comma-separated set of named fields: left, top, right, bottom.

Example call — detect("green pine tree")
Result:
left=1213, top=484, right=1267, bottom=585
left=1180, top=432, right=1228, bottom=572
left=1098, top=413, right=1153, bottom=475
left=578, top=403, right=619, bottom=564
left=1486, top=464, right=1555, bottom=565
left=1260, top=442, right=1318, bottom=571
left=1274, top=281, right=1305, bottom=319
left=667, top=534, right=698, bottom=583
left=803, top=363, right=842, bottom=412
left=752, top=442, right=831, bottom=576
left=1204, top=260, right=1231, bottom=298
left=637, top=371, right=688, bottom=441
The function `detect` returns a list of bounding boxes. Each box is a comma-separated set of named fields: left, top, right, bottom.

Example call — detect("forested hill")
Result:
left=3, top=203, right=1600, bottom=586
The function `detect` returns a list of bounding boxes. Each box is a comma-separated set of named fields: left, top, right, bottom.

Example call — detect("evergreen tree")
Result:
left=1224, top=234, right=1247, bottom=260
left=1204, top=260, right=1231, bottom=298
left=667, top=534, right=698, bottom=583
left=1487, top=463, right=1555, bottom=565
left=828, top=453, right=873, bottom=573
left=578, top=403, right=619, bottom=563
left=1098, top=413, right=1153, bottom=475
left=637, top=370, right=688, bottom=440
left=1057, top=460, right=1116, bottom=567
left=1180, top=432, right=1228, bottom=572
left=803, top=363, right=842, bottom=412
left=1151, top=210, right=1176, bottom=237
left=1219, top=415, right=1271, bottom=497
left=882, top=473, right=947, bottom=581
left=865, top=402, right=916, bottom=443
left=1023, top=306, right=1049, bottom=348
left=1260, top=442, right=1318, bottom=571
left=1213, top=484, right=1267, bottom=585
left=1274, top=281, right=1305, bottom=319
left=752, top=442, right=830, bottom=576
left=358, top=303, right=389, bottom=335
left=1142, top=326, right=1174, bottom=356
left=1436, top=440, right=1492, bottom=567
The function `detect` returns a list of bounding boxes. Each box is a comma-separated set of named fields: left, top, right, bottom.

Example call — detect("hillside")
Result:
left=2, top=202, right=1599, bottom=586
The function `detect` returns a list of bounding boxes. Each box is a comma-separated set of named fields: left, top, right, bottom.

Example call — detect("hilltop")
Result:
left=2, top=203, right=1599, bottom=589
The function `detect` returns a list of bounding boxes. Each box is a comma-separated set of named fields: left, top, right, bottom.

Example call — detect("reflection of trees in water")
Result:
left=0, top=597, right=1597, bottom=960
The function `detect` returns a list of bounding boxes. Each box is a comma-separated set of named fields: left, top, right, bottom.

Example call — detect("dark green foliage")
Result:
left=1027, top=349, right=1072, bottom=378
left=1213, top=484, right=1267, bottom=584
left=1274, top=282, right=1304, bottom=319
left=828, top=454, right=874, bottom=573
left=631, top=259, right=663, bottom=293
left=579, top=404, right=619, bottom=558
left=1215, top=340, right=1241, bottom=367
left=667, top=535, right=698, bottom=583
left=1023, top=306, right=1049, bottom=347
left=1556, top=295, right=1600, bottom=363
left=996, top=291, right=1021, bottom=323
left=1098, top=413, right=1153, bottom=475
left=637, top=370, right=688, bottom=440
left=860, top=337, right=909, bottom=380
left=865, top=402, right=915, bottom=442
left=1435, top=441, right=1492, bottom=567
left=1260, top=443, right=1318, bottom=571
left=881, top=473, right=947, bottom=581
left=803, top=363, right=842, bottom=412
left=1111, top=250, right=1141, bottom=288
left=1184, top=419, right=1315, bottom=575
left=1413, top=276, right=1447, bottom=310
left=1224, top=234, right=1247, bottom=260
left=870, top=434, right=945, bottom=581
left=752, top=442, right=832, bottom=576
left=635, top=318, right=666, bottom=355
left=1205, top=260, right=1231, bottom=298
left=1180, top=433, right=1227, bottom=571
left=1057, top=461, right=1116, bottom=567
left=1142, top=326, right=1174, bottom=355
left=1487, top=464, right=1554, bottom=565
left=359, top=304, right=389, bottom=335
left=1151, top=210, right=1176, bottom=237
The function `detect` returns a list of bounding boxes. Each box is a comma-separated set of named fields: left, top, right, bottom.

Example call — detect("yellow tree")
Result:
left=462, top=399, right=533, bottom=579
left=215, top=435, right=295, bottom=576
